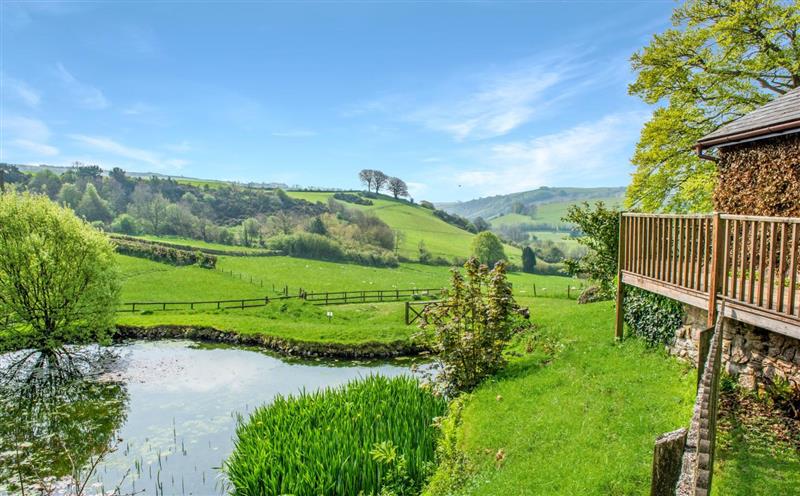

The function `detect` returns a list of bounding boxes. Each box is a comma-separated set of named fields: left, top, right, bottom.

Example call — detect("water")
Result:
left=0, top=340, right=418, bottom=495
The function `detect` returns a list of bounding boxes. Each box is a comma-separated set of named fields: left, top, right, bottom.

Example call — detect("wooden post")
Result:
left=405, top=301, right=410, bottom=325
left=650, top=428, right=687, bottom=496
left=697, top=326, right=714, bottom=388
left=707, top=213, right=724, bottom=328
left=533, top=284, right=537, bottom=297
left=615, top=213, right=627, bottom=340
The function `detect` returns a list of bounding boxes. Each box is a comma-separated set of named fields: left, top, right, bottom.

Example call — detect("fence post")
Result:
left=650, top=428, right=687, bottom=496
left=405, top=301, right=411, bottom=325
left=707, top=212, right=724, bottom=328
left=697, top=326, right=714, bottom=388
left=533, top=284, right=537, bottom=297
left=615, top=212, right=627, bottom=340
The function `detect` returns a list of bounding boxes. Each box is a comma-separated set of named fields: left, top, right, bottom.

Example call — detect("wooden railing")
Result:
left=303, top=288, right=440, bottom=305
left=617, top=213, right=800, bottom=339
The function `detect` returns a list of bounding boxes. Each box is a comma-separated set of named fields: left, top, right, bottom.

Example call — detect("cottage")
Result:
left=618, top=88, right=800, bottom=389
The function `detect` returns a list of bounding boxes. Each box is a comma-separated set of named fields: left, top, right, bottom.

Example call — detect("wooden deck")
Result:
left=616, top=213, right=800, bottom=340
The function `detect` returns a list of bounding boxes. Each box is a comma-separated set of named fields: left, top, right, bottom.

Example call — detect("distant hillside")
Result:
left=437, top=186, right=626, bottom=221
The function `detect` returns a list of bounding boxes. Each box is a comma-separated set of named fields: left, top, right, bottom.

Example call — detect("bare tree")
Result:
left=358, top=170, right=375, bottom=192
left=387, top=177, right=409, bottom=199
left=373, top=170, right=388, bottom=194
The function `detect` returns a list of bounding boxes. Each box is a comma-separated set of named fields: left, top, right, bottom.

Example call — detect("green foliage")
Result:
left=0, top=193, right=120, bottom=351
left=76, top=183, right=113, bottom=223
left=622, top=287, right=684, bottom=346
left=111, top=213, right=140, bottom=235
left=470, top=231, right=507, bottom=268
left=521, top=246, right=537, bottom=273
left=562, top=202, right=619, bottom=297
left=420, top=258, right=517, bottom=393
left=333, top=191, right=374, bottom=205
left=113, top=238, right=217, bottom=268
left=627, top=0, right=800, bottom=212
left=307, top=215, right=328, bottom=235
left=267, top=232, right=399, bottom=267
left=225, top=375, right=446, bottom=495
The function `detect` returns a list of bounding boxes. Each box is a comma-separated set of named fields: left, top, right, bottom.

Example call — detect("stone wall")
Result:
left=669, top=304, right=800, bottom=389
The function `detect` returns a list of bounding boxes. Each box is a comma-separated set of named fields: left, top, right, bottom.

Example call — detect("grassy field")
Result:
left=288, top=191, right=522, bottom=263
left=425, top=297, right=697, bottom=495
left=133, top=234, right=269, bottom=253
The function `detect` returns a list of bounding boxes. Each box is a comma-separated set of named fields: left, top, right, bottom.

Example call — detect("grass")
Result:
left=226, top=375, right=447, bottom=495
left=287, top=191, right=521, bottom=263
left=116, top=299, right=416, bottom=344
left=425, top=297, right=697, bottom=495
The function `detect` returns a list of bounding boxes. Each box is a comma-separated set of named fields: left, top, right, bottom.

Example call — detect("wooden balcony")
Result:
left=615, top=213, right=800, bottom=340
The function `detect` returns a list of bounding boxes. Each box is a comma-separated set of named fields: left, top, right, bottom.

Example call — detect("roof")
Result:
left=697, top=87, right=800, bottom=149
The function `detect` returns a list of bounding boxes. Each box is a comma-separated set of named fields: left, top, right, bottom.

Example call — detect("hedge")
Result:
left=112, top=238, right=217, bottom=268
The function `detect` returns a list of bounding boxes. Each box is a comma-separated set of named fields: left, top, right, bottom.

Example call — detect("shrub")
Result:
left=562, top=201, right=620, bottom=298
left=521, top=246, right=537, bottom=273
left=420, top=200, right=435, bottom=210
left=111, top=213, right=140, bottom=235
left=432, top=209, right=475, bottom=233
left=0, top=193, right=120, bottom=352
left=333, top=192, right=373, bottom=205
left=225, top=375, right=446, bottom=496
left=113, top=238, right=217, bottom=268
left=420, top=258, right=518, bottom=393
left=623, top=287, right=683, bottom=346
left=266, top=232, right=398, bottom=267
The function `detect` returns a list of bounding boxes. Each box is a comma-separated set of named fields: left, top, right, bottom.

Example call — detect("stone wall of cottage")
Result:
left=670, top=304, right=800, bottom=389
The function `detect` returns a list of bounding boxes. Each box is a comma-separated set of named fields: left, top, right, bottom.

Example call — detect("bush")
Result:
left=522, top=246, right=536, bottom=273
left=562, top=202, right=620, bottom=298
left=225, top=375, right=446, bottom=496
left=333, top=192, right=373, bottom=206
left=111, top=214, right=140, bottom=235
left=266, top=232, right=398, bottom=267
left=113, top=238, right=217, bottom=268
left=420, top=258, right=518, bottom=393
left=470, top=231, right=507, bottom=268
left=420, top=200, right=435, bottom=210
left=623, top=287, right=683, bottom=346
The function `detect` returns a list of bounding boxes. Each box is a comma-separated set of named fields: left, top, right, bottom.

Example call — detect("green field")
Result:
left=133, top=234, right=268, bottom=253
left=288, top=191, right=522, bottom=263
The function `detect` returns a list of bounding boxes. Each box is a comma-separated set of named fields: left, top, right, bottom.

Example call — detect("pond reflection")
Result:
left=1, top=340, right=418, bottom=495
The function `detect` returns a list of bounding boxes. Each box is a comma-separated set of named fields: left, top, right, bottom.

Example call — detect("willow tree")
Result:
left=628, top=0, right=800, bottom=212
left=0, top=193, right=120, bottom=352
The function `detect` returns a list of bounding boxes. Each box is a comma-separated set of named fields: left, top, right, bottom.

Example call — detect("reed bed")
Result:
left=225, top=375, right=446, bottom=495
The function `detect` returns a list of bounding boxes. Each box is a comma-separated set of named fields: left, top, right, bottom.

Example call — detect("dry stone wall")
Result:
left=669, top=304, right=800, bottom=388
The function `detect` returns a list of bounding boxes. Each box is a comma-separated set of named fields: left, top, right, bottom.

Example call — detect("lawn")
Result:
left=288, top=191, right=522, bottom=263
left=116, top=299, right=416, bottom=344
left=425, top=298, right=697, bottom=495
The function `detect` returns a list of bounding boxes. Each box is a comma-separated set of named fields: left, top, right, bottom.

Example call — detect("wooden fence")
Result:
left=617, top=213, right=800, bottom=340
left=118, top=287, right=440, bottom=313
left=404, top=300, right=444, bottom=325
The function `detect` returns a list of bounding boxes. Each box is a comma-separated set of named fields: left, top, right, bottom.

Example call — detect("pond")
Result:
left=0, top=340, right=420, bottom=495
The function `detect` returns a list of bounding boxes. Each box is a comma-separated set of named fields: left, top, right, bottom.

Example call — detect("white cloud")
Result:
left=271, top=129, right=317, bottom=138
left=1, top=116, right=59, bottom=159
left=56, top=63, right=109, bottom=109
left=11, top=139, right=59, bottom=156
left=405, top=181, right=428, bottom=199
left=69, top=134, right=187, bottom=170
left=455, top=111, right=648, bottom=196
left=3, top=76, right=41, bottom=107
left=163, top=140, right=192, bottom=153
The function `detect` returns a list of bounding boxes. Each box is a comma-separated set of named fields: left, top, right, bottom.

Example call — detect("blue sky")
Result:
left=1, top=1, right=674, bottom=202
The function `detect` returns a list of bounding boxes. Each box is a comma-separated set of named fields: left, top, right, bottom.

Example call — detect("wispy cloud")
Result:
left=1, top=116, right=59, bottom=159
left=56, top=63, right=109, bottom=109
left=3, top=76, right=41, bottom=107
left=454, top=110, right=648, bottom=195
left=271, top=129, right=317, bottom=138
left=346, top=54, right=597, bottom=142
left=122, top=102, right=158, bottom=116
left=69, top=134, right=187, bottom=170
left=163, top=140, right=192, bottom=153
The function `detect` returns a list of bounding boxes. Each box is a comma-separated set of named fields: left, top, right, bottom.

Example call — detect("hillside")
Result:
left=437, top=186, right=626, bottom=222
left=288, top=191, right=522, bottom=264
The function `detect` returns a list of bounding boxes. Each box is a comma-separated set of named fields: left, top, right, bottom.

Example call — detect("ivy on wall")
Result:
left=623, top=287, right=684, bottom=347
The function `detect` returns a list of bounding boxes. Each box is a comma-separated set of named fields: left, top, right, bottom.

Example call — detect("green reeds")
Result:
left=225, top=375, right=446, bottom=495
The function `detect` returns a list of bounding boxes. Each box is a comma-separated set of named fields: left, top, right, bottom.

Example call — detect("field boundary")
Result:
left=109, top=234, right=282, bottom=257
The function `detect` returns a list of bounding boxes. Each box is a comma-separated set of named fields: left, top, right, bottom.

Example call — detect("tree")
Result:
left=76, top=183, right=113, bottom=223
left=373, top=170, right=388, bottom=194
left=111, top=213, right=139, bottom=235
left=628, top=0, right=800, bottom=212
left=470, top=231, right=507, bottom=268
left=129, top=184, right=169, bottom=234
left=57, top=183, right=82, bottom=209
left=522, top=246, right=537, bottom=273
left=419, top=258, right=517, bottom=393
left=307, top=216, right=328, bottom=236
left=241, top=217, right=261, bottom=246
left=358, top=170, right=376, bottom=192
left=562, top=201, right=619, bottom=297
left=473, top=217, right=491, bottom=233
left=28, top=170, right=62, bottom=199
left=0, top=193, right=120, bottom=352
left=387, top=177, right=409, bottom=199
left=268, top=211, right=296, bottom=235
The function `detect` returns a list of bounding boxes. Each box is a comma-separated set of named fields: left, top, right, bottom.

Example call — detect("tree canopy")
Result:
left=470, top=231, right=507, bottom=268
left=0, top=193, right=120, bottom=352
left=628, top=0, right=800, bottom=212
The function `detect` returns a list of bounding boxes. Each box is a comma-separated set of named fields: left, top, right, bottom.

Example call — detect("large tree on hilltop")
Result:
left=387, top=177, right=409, bottom=199
left=628, top=0, right=800, bottom=212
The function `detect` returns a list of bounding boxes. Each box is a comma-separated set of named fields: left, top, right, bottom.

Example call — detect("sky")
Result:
left=1, top=1, right=675, bottom=202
